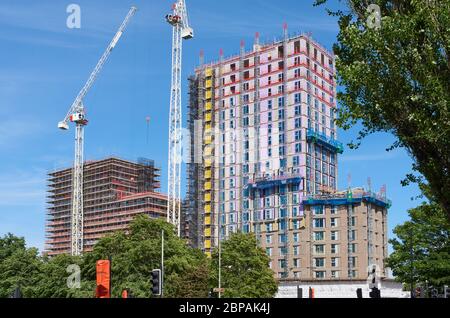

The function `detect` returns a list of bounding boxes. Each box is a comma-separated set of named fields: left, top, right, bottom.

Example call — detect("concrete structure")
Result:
left=186, top=29, right=391, bottom=284
left=46, top=157, right=167, bottom=256
left=276, top=279, right=408, bottom=298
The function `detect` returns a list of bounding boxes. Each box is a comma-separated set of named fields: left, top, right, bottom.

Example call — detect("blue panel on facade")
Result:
left=306, top=128, right=344, bottom=154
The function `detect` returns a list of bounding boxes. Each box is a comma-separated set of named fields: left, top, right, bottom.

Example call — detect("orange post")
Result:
left=95, top=260, right=111, bottom=298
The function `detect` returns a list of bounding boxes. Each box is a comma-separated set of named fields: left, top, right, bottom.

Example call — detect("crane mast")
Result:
left=58, top=6, right=137, bottom=256
left=165, top=0, right=193, bottom=236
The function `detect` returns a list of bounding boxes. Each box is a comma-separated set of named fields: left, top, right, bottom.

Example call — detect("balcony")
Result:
left=306, top=128, right=344, bottom=154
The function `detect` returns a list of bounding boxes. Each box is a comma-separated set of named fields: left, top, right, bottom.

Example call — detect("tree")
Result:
left=314, top=0, right=450, bottom=219
left=387, top=202, right=450, bottom=287
left=31, top=254, right=93, bottom=298
left=210, top=233, right=278, bottom=298
left=0, top=233, right=41, bottom=298
left=81, top=215, right=209, bottom=298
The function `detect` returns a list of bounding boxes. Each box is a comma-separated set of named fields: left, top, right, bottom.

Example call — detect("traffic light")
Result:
left=431, top=288, right=438, bottom=298
left=151, top=269, right=162, bottom=296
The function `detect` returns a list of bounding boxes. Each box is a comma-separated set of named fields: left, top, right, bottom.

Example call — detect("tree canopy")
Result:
left=387, top=202, right=450, bottom=287
left=210, top=233, right=278, bottom=298
left=315, top=0, right=450, bottom=219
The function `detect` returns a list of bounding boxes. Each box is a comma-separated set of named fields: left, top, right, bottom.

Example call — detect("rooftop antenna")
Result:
left=283, top=22, right=288, bottom=39
left=254, top=32, right=260, bottom=51
left=199, top=49, right=204, bottom=66
left=145, top=116, right=150, bottom=144
left=367, top=177, right=372, bottom=193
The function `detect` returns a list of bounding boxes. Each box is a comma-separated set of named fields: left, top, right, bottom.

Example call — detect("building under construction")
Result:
left=46, top=157, right=167, bottom=256
left=185, top=28, right=392, bottom=282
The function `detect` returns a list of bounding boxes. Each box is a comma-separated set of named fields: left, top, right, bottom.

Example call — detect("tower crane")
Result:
left=58, top=6, right=137, bottom=256
left=165, top=0, right=193, bottom=236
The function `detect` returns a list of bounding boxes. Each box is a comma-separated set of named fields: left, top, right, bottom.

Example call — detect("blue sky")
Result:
left=0, top=0, right=421, bottom=251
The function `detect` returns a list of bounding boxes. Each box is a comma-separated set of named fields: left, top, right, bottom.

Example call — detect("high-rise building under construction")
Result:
left=46, top=157, right=167, bottom=256
left=186, top=30, right=391, bottom=280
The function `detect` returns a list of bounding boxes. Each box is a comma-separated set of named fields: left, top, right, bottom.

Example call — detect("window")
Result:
left=295, top=130, right=301, bottom=141
left=293, top=233, right=299, bottom=243
left=331, top=217, right=338, bottom=227
left=331, top=271, right=339, bottom=278
left=266, top=235, right=273, bottom=244
left=293, top=156, right=300, bottom=166
left=331, top=244, right=339, bottom=254
left=314, top=258, right=325, bottom=267
left=293, top=246, right=299, bottom=256
left=315, top=271, right=325, bottom=279
left=314, top=218, right=325, bottom=228
left=314, top=231, right=324, bottom=241
left=350, top=243, right=357, bottom=253
left=294, top=93, right=301, bottom=104
left=313, top=206, right=324, bottom=215
left=266, top=248, right=272, bottom=256
left=295, top=118, right=301, bottom=128
left=331, top=257, right=338, bottom=267
left=294, top=259, right=301, bottom=268
left=314, top=244, right=325, bottom=254
left=331, top=231, right=339, bottom=241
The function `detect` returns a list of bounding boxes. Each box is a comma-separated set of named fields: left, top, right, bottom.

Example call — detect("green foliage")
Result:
left=210, top=233, right=277, bottom=298
left=315, top=0, right=450, bottom=218
left=82, top=215, right=209, bottom=298
left=0, top=233, right=41, bottom=298
left=0, top=217, right=210, bottom=298
left=387, top=202, right=450, bottom=287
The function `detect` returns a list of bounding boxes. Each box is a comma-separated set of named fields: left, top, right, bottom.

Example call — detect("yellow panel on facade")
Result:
left=205, top=169, right=212, bottom=179
left=204, top=182, right=212, bottom=190
left=204, top=192, right=211, bottom=202
left=205, top=251, right=211, bottom=258
left=205, top=79, right=212, bottom=88
left=205, top=204, right=211, bottom=213
left=205, top=159, right=212, bottom=167
left=204, top=239, right=211, bottom=249
left=205, top=123, right=212, bottom=130
left=204, top=135, right=212, bottom=144
left=205, top=90, right=212, bottom=100
left=205, top=68, right=213, bottom=77
left=205, top=215, right=211, bottom=225
left=300, top=218, right=306, bottom=229
left=205, top=112, right=212, bottom=122
left=205, top=102, right=212, bottom=110
left=204, top=227, right=211, bottom=237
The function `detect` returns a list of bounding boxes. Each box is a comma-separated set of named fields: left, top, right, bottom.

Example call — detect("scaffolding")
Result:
left=46, top=157, right=165, bottom=256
